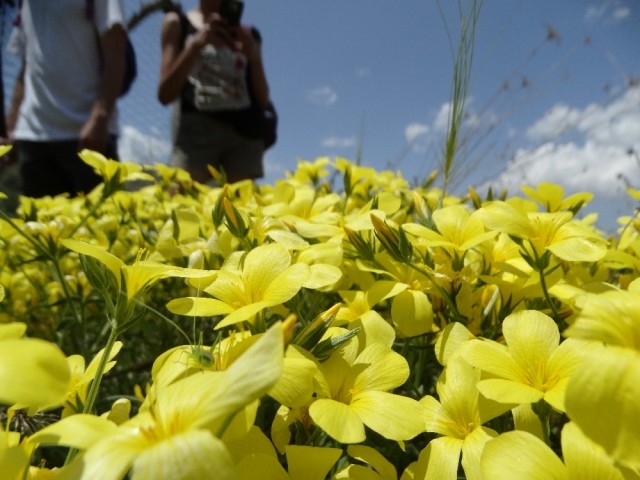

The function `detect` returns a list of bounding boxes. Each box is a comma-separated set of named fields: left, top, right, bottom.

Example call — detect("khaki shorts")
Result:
left=172, top=112, right=264, bottom=178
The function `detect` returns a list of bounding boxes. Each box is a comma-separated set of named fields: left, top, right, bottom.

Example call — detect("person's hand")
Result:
left=78, top=112, right=109, bottom=154
left=192, top=13, right=237, bottom=51
left=233, top=26, right=261, bottom=62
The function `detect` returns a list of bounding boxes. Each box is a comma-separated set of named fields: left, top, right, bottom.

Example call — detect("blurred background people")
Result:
left=6, top=0, right=127, bottom=197
left=158, top=0, right=271, bottom=184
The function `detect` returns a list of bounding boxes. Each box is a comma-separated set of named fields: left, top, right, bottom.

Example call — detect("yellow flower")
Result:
left=408, top=356, right=512, bottom=480
left=167, top=243, right=310, bottom=330
left=308, top=342, right=424, bottom=444
left=78, top=149, right=154, bottom=194
left=61, top=239, right=215, bottom=320
left=63, top=342, right=124, bottom=416
left=0, top=323, right=70, bottom=409
left=521, top=182, right=593, bottom=213
left=404, top=204, right=497, bottom=258
left=565, top=346, right=640, bottom=473
left=564, top=289, right=640, bottom=349
left=31, top=323, right=285, bottom=480
left=477, top=200, right=607, bottom=262
left=461, top=310, right=592, bottom=411
left=481, top=423, right=625, bottom=480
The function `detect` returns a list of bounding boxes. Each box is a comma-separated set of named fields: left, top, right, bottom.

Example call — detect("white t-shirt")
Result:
left=8, top=0, right=126, bottom=141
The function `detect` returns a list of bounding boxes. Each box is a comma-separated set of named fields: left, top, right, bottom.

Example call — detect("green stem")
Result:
left=65, top=323, right=120, bottom=464
left=532, top=400, right=551, bottom=445
left=532, top=249, right=561, bottom=322
left=406, top=262, right=466, bottom=323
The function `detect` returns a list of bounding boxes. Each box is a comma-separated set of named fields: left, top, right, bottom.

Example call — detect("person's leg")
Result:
left=65, top=136, right=119, bottom=195
left=17, top=141, right=73, bottom=197
left=221, top=133, right=264, bottom=183
left=172, top=114, right=224, bottom=184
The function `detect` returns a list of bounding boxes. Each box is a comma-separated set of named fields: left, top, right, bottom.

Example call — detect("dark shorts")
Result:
left=16, top=137, right=118, bottom=198
left=172, top=113, right=264, bottom=180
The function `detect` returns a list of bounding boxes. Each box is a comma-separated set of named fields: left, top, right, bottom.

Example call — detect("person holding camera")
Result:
left=158, top=0, right=271, bottom=184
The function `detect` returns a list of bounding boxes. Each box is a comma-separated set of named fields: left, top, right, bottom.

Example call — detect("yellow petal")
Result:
left=502, top=311, right=559, bottom=370
left=561, top=422, right=625, bottom=480
left=0, top=431, right=28, bottom=480
left=565, top=347, right=640, bottom=471
left=434, top=322, right=474, bottom=366
left=214, top=301, right=271, bottom=329
left=346, top=445, right=396, bottom=480
left=481, top=431, right=567, bottom=480
left=243, top=243, right=293, bottom=290
left=477, top=379, right=543, bottom=405
left=196, top=323, right=284, bottom=429
left=269, top=353, right=318, bottom=408
left=0, top=339, right=70, bottom=408
left=460, top=426, right=496, bottom=480
left=61, top=239, right=123, bottom=291
left=29, top=414, right=117, bottom=450
left=391, top=290, right=433, bottom=338
left=131, top=430, right=237, bottom=480
left=0, top=322, right=26, bottom=340
left=75, top=430, right=145, bottom=480
left=412, top=436, right=463, bottom=480
left=351, top=390, right=424, bottom=441
left=309, top=398, right=366, bottom=444
left=461, top=340, right=522, bottom=382
left=236, top=453, right=288, bottom=480
left=302, top=264, right=342, bottom=290
left=353, top=344, right=409, bottom=392
left=287, top=445, right=342, bottom=480
left=262, top=263, right=310, bottom=304
left=166, top=297, right=234, bottom=317
left=547, top=237, right=606, bottom=262
left=478, top=201, right=533, bottom=238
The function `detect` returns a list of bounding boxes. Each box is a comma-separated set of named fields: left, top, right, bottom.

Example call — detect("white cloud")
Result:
left=486, top=86, right=640, bottom=231
left=321, top=136, right=358, bottom=148
left=405, top=123, right=430, bottom=144
left=308, top=86, right=338, bottom=106
left=585, top=1, right=631, bottom=23
left=525, top=104, right=582, bottom=142
left=119, top=125, right=171, bottom=165
left=433, top=102, right=452, bottom=133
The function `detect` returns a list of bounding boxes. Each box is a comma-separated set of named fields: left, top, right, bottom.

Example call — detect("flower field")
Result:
left=1, top=149, right=639, bottom=479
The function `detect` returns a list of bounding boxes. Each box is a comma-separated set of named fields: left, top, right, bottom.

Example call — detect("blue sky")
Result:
left=111, top=1, right=638, bottom=229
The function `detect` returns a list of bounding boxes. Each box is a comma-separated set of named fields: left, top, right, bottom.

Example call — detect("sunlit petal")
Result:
left=561, top=422, right=624, bottom=480
left=565, top=347, right=640, bottom=471
left=309, top=398, right=366, bottom=444
left=481, top=431, right=567, bottom=480
left=351, top=390, right=424, bottom=441
left=0, top=339, right=70, bottom=408
left=287, top=445, right=342, bottom=480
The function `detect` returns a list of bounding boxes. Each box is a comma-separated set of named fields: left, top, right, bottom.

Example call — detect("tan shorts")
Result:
left=172, top=112, right=264, bottom=178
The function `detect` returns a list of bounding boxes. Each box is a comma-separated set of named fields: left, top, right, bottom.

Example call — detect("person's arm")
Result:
left=158, top=11, right=235, bottom=105
left=237, top=26, right=270, bottom=109
left=0, top=62, right=25, bottom=164
left=78, top=23, right=126, bottom=153
left=5, top=62, right=24, bottom=141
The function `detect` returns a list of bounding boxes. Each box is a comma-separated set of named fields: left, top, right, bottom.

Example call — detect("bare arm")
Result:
left=237, top=27, right=270, bottom=109
left=78, top=23, right=127, bottom=153
left=158, top=11, right=235, bottom=105
left=5, top=62, right=25, bottom=140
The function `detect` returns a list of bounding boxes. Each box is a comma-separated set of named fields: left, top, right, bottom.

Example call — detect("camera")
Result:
left=219, top=0, right=244, bottom=26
